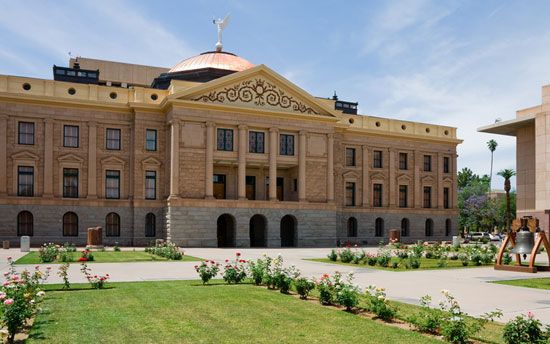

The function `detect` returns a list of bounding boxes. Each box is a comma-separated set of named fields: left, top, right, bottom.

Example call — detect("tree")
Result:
left=487, top=139, right=498, bottom=189
left=457, top=168, right=491, bottom=233
left=497, top=169, right=516, bottom=232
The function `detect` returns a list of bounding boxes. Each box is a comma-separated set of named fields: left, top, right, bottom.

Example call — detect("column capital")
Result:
left=269, top=127, right=279, bottom=133
left=327, top=133, right=334, bottom=140
left=168, top=118, right=181, bottom=126
left=206, top=121, right=215, bottom=128
left=238, top=124, right=248, bottom=130
left=362, top=144, right=368, bottom=151
left=88, top=120, right=97, bottom=128
left=299, top=130, right=307, bottom=136
left=44, top=118, right=55, bottom=125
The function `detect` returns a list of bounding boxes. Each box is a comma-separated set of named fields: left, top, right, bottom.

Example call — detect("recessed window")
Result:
left=425, top=219, right=434, bottom=236
left=444, top=187, right=450, bottom=209
left=423, top=186, right=432, bottom=208
left=347, top=217, right=357, bottom=237
left=373, top=150, right=383, bottom=168
left=401, top=124, right=407, bottom=130
left=443, top=157, right=450, bottom=173
left=106, top=212, right=120, bottom=237
left=18, top=122, right=34, bottom=145
left=68, top=88, right=76, bottom=95
left=345, top=148, right=356, bottom=167
left=348, top=118, right=355, bottom=124
left=22, top=83, right=31, bottom=91
left=445, top=219, right=452, bottom=236
left=106, top=128, right=121, bottom=150
left=424, top=155, right=432, bottom=172
left=375, top=121, right=381, bottom=127
left=17, top=166, right=34, bottom=197
left=145, top=129, right=157, bottom=151
left=150, top=94, right=158, bottom=101
left=280, top=134, right=294, bottom=156
left=217, top=128, right=233, bottom=151
left=17, top=211, right=33, bottom=236
left=63, top=168, right=79, bottom=198
left=345, top=182, right=356, bottom=206
left=373, top=183, right=383, bottom=207
left=399, top=185, right=408, bottom=208
left=145, top=170, right=156, bottom=200
left=401, top=218, right=410, bottom=237
left=425, top=127, right=430, bottom=133
left=249, top=131, right=265, bottom=153
left=63, top=212, right=78, bottom=237
left=109, top=92, right=117, bottom=99
left=444, top=130, right=449, bottom=136
left=399, top=152, right=408, bottom=170
left=145, top=213, right=156, bottom=237
left=375, top=218, right=384, bottom=237
left=105, top=170, right=120, bottom=199
left=63, top=125, right=79, bottom=148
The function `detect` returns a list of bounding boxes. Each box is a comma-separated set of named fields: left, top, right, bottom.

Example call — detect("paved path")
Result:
left=3, top=247, right=550, bottom=324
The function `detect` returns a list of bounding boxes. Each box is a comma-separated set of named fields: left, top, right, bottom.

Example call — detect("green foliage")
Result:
left=294, top=277, right=315, bottom=300
left=79, top=263, right=109, bottom=289
left=503, top=313, right=547, bottom=344
left=57, top=263, right=71, bottom=289
left=194, top=260, right=220, bottom=285
left=365, top=285, right=396, bottom=321
left=145, top=242, right=183, bottom=260
left=222, top=252, right=247, bottom=284
left=38, top=243, right=60, bottom=263
left=316, top=273, right=334, bottom=305
left=327, top=249, right=338, bottom=261
left=335, top=273, right=360, bottom=311
left=339, top=248, right=354, bottom=263
left=248, top=258, right=267, bottom=285
left=457, top=168, right=492, bottom=231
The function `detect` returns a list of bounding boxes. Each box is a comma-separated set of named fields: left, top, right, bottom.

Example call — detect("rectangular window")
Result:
left=443, top=157, right=450, bottom=173
left=399, top=185, right=408, bottom=208
left=63, top=168, right=79, bottom=198
left=213, top=174, right=226, bottom=199
left=346, top=148, right=356, bottom=167
left=424, top=155, right=432, bottom=172
left=17, top=166, right=34, bottom=197
left=106, top=128, right=121, bottom=150
left=18, top=122, right=34, bottom=145
left=444, top=187, right=450, bottom=209
left=373, top=183, right=383, bottom=207
left=217, top=128, right=233, bottom=151
left=280, top=134, right=294, bottom=156
left=345, top=182, right=356, bottom=206
left=63, top=125, right=79, bottom=148
left=373, top=150, right=383, bottom=168
left=249, top=131, right=265, bottom=153
left=145, top=170, right=156, bottom=200
left=146, top=129, right=157, bottom=151
left=423, top=186, right=432, bottom=208
left=105, top=170, right=120, bottom=199
left=246, top=176, right=256, bottom=200
left=399, top=152, right=408, bottom=170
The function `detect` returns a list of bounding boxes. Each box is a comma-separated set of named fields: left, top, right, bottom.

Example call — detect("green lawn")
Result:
left=307, top=257, right=492, bottom=271
left=15, top=251, right=202, bottom=264
left=27, top=281, right=443, bottom=344
left=493, top=277, right=550, bottom=291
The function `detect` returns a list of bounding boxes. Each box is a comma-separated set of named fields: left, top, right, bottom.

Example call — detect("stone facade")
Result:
left=0, top=54, right=461, bottom=247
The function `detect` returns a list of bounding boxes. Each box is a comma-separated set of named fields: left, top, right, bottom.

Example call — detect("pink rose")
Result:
left=3, top=299, right=14, bottom=306
left=528, top=311, right=534, bottom=318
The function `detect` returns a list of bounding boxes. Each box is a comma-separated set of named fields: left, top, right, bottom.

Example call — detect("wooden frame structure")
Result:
left=495, top=218, right=550, bottom=273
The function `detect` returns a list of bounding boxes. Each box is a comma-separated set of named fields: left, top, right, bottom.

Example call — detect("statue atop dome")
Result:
left=213, top=14, right=231, bottom=52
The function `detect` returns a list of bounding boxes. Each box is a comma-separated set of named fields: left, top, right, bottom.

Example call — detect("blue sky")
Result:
left=2, top=0, right=550, bottom=189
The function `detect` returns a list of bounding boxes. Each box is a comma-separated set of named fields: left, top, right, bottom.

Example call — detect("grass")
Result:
left=307, top=257, right=492, bottom=271
left=492, top=277, right=550, bottom=291
left=15, top=251, right=202, bottom=264
left=27, top=280, right=443, bottom=344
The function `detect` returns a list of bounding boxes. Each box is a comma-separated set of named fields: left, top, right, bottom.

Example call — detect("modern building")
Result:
left=0, top=43, right=461, bottom=247
left=478, top=84, right=550, bottom=237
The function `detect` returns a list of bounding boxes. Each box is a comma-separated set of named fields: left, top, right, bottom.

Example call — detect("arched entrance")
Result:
left=280, top=215, right=297, bottom=247
left=249, top=214, right=267, bottom=247
left=217, top=214, right=236, bottom=247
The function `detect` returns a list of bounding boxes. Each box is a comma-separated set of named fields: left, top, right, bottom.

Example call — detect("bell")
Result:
left=511, top=219, right=535, bottom=256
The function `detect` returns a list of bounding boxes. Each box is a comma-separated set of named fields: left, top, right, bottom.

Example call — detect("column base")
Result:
left=205, top=195, right=215, bottom=200
left=87, top=195, right=98, bottom=200
left=168, top=195, right=180, bottom=201
left=269, top=197, right=278, bottom=202
left=238, top=196, right=247, bottom=201
left=42, top=193, right=53, bottom=199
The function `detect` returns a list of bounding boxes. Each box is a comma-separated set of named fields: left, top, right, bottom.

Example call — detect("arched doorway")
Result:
left=249, top=214, right=267, bottom=247
left=401, top=218, right=410, bottom=237
left=425, top=218, right=434, bottom=237
left=217, top=214, right=236, bottom=247
left=280, top=215, right=297, bottom=247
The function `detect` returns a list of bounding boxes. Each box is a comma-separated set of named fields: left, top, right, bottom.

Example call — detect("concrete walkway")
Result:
left=3, top=247, right=550, bottom=324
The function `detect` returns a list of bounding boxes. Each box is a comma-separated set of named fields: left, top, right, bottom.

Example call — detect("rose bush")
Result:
left=223, top=252, right=247, bottom=284
left=194, top=260, right=220, bottom=285
left=80, top=263, right=109, bottom=289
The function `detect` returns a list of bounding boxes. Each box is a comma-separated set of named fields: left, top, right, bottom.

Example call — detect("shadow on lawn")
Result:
left=45, top=286, right=116, bottom=292
left=24, top=310, right=55, bottom=342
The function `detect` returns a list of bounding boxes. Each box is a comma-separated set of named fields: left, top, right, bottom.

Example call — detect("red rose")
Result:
left=225, top=259, right=229, bottom=263
left=236, top=252, right=241, bottom=257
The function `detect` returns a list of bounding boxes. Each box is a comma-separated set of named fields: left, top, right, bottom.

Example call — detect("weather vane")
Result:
left=213, top=14, right=231, bottom=52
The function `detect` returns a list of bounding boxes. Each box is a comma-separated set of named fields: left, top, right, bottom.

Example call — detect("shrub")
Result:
left=503, top=252, right=512, bottom=265
left=223, top=252, right=247, bottom=284
left=503, top=313, right=547, bottom=344
left=366, top=254, right=377, bottom=266
left=59, top=248, right=75, bottom=263
left=365, top=285, right=396, bottom=321
left=38, top=243, right=59, bottom=263
left=377, top=248, right=391, bottom=267
left=448, top=253, right=459, bottom=261
left=409, top=244, right=424, bottom=258
left=396, top=250, right=408, bottom=259
left=0, top=258, right=49, bottom=343
left=335, top=272, right=360, bottom=311
left=274, top=265, right=299, bottom=294
left=57, top=263, right=71, bottom=289
left=63, top=242, right=76, bottom=252
left=294, top=277, right=315, bottom=300
left=352, top=250, right=365, bottom=264
left=145, top=242, right=183, bottom=260
left=459, top=253, right=469, bottom=266
left=391, top=261, right=399, bottom=269
left=408, top=295, right=444, bottom=334
left=425, top=251, right=434, bottom=259
left=437, top=257, right=448, bottom=268
left=77, top=249, right=94, bottom=262
left=248, top=257, right=268, bottom=285
left=114, top=244, right=121, bottom=252
left=194, top=260, right=220, bottom=285
left=339, top=248, right=354, bottom=263
left=327, top=249, right=338, bottom=261
left=80, top=263, right=109, bottom=289
left=316, top=273, right=334, bottom=305
left=262, top=255, right=277, bottom=288
left=406, top=256, right=421, bottom=269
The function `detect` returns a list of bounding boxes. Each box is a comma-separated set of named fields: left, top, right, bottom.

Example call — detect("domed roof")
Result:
left=169, top=51, right=254, bottom=74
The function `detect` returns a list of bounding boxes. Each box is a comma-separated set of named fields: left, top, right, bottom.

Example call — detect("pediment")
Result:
left=342, top=170, right=360, bottom=179
left=100, top=156, right=126, bottom=166
left=58, top=153, right=84, bottom=163
left=397, top=174, right=412, bottom=182
left=171, top=65, right=337, bottom=118
left=421, top=175, right=436, bottom=183
left=141, top=157, right=162, bottom=167
left=370, top=172, right=386, bottom=180
left=11, top=150, right=39, bottom=161
left=443, top=176, right=453, bottom=184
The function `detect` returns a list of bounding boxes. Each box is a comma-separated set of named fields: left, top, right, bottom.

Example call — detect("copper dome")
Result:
left=169, top=51, right=254, bottom=74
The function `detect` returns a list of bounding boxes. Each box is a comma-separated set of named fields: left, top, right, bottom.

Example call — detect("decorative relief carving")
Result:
left=193, top=78, right=320, bottom=115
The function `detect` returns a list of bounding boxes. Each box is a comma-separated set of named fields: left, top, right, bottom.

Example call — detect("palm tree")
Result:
left=487, top=139, right=498, bottom=189
left=497, top=169, right=516, bottom=232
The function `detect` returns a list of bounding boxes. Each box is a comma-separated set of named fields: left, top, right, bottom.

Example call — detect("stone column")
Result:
left=169, top=119, right=180, bottom=199
left=238, top=125, right=247, bottom=200
left=0, top=115, right=7, bottom=196
left=87, top=122, right=97, bottom=199
left=298, top=131, right=307, bottom=202
left=205, top=122, right=214, bottom=199
left=43, top=119, right=54, bottom=197
left=327, top=133, right=334, bottom=202
left=388, top=148, right=396, bottom=207
left=362, top=145, right=369, bottom=207
left=269, top=128, right=278, bottom=201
